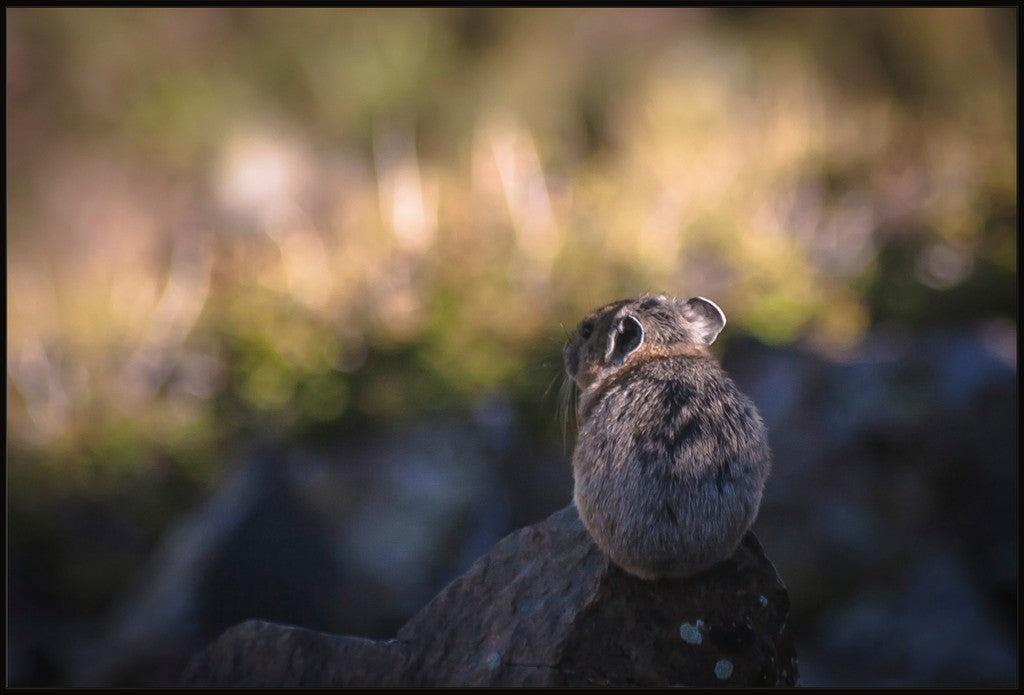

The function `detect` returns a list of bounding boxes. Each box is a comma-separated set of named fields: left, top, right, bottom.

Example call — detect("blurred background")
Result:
left=6, top=7, right=1016, bottom=687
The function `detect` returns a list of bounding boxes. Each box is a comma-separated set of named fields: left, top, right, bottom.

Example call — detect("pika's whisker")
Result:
left=558, top=374, right=576, bottom=454
left=542, top=371, right=561, bottom=402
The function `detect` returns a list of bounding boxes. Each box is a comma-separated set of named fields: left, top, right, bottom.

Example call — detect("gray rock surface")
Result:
left=183, top=504, right=797, bottom=687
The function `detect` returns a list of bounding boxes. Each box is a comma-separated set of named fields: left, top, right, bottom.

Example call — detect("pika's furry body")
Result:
left=564, top=294, right=771, bottom=580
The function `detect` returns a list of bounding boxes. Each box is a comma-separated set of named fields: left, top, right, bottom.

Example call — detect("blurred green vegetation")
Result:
left=6, top=8, right=1016, bottom=619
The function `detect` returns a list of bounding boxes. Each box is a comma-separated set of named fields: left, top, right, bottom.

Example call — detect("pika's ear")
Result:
left=606, top=315, right=644, bottom=365
left=682, top=296, right=726, bottom=345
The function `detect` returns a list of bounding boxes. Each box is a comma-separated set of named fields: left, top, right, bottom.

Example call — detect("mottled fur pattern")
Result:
left=564, top=294, right=771, bottom=580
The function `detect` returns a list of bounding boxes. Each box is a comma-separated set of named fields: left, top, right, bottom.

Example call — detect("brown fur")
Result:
left=563, top=294, right=771, bottom=579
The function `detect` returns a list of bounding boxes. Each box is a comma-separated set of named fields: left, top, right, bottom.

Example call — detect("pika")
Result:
left=563, top=294, right=771, bottom=580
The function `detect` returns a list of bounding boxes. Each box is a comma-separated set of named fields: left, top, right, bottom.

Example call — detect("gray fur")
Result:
left=563, top=294, right=771, bottom=580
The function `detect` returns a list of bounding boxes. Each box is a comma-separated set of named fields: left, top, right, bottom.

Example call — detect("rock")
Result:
left=71, top=448, right=351, bottom=687
left=72, top=430, right=515, bottom=687
left=183, top=505, right=798, bottom=687
left=723, top=326, right=1016, bottom=686
left=181, top=622, right=411, bottom=688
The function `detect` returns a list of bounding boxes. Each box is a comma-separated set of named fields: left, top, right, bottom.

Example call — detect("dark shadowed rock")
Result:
left=183, top=505, right=797, bottom=687
left=71, top=449, right=351, bottom=687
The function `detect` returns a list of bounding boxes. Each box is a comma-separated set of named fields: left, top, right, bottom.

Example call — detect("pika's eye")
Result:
left=580, top=321, right=594, bottom=339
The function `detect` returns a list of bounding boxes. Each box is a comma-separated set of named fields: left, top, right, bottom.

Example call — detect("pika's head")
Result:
left=563, top=294, right=726, bottom=391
